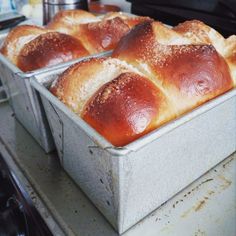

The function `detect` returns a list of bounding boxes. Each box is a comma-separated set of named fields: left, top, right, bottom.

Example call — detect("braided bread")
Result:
left=1, top=10, right=151, bottom=72
left=0, top=25, right=48, bottom=65
left=51, top=44, right=233, bottom=146
left=17, top=32, right=89, bottom=72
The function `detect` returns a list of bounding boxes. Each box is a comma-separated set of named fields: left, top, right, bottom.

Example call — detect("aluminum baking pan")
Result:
left=0, top=12, right=135, bottom=152
left=31, top=67, right=236, bottom=233
left=0, top=37, right=111, bottom=152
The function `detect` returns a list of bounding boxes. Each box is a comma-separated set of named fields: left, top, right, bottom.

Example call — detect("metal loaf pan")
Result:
left=31, top=64, right=236, bottom=233
left=0, top=29, right=111, bottom=152
left=0, top=12, right=137, bottom=152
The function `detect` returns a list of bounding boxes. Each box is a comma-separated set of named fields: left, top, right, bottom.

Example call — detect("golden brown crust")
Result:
left=112, top=21, right=157, bottom=74
left=153, top=45, right=233, bottom=114
left=102, top=12, right=153, bottom=28
left=174, top=20, right=213, bottom=43
left=52, top=42, right=233, bottom=146
left=0, top=25, right=47, bottom=64
left=73, top=17, right=130, bottom=54
left=1, top=10, right=153, bottom=71
left=17, top=32, right=89, bottom=72
left=50, top=57, right=107, bottom=113
left=46, top=9, right=97, bottom=34
left=224, top=35, right=236, bottom=85
left=82, top=72, right=173, bottom=146
left=113, top=22, right=233, bottom=115
left=49, top=19, right=235, bottom=147
left=50, top=57, right=144, bottom=114
left=173, top=20, right=227, bottom=56
left=112, top=21, right=191, bottom=70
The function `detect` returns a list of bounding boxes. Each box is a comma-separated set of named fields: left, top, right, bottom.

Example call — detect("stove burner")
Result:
left=0, top=196, right=28, bottom=236
left=0, top=153, right=53, bottom=236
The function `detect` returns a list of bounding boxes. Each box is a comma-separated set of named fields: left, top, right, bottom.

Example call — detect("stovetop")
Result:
left=0, top=153, right=52, bottom=236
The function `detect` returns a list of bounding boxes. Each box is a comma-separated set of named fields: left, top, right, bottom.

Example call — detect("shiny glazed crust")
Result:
left=47, top=10, right=153, bottom=54
left=0, top=25, right=48, bottom=64
left=1, top=10, right=152, bottom=72
left=102, top=12, right=153, bottom=28
left=73, top=17, right=130, bottom=53
left=50, top=57, right=144, bottom=114
left=173, top=20, right=236, bottom=84
left=82, top=72, right=172, bottom=146
left=51, top=49, right=233, bottom=146
left=51, top=20, right=234, bottom=146
left=113, top=23, right=233, bottom=114
left=46, top=9, right=98, bottom=34
left=17, top=32, right=89, bottom=72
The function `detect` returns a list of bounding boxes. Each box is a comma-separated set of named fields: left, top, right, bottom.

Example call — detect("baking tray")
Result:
left=0, top=12, right=140, bottom=152
left=31, top=66, right=236, bottom=233
left=0, top=31, right=111, bottom=152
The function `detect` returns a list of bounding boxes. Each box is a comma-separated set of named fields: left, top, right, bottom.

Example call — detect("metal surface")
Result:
left=43, top=0, right=88, bottom=24
left=0, top=84, right=7, bottom=103
left=31, top=67, right=236, bottom=233
left=0, top=28, right=111, bottom=152
left=0, top=101, right=235, bottom=236
left=0, top=54, right=55, bottom=152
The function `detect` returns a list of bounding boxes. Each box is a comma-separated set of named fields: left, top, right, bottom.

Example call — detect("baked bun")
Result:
left=173, top=20, right=236, bottom=84
left=46, top=9, right=98, bottom=35
left=224, top=35, right=236, bottom=84
left=0, top=25, right=48, bottom=64
left=17, top=32, right=89, bottom=72
left=47, top=10, right=152, bottom=54
left=82, top=72, right=172, bottom=146
left=102, top=12, right=153, bottom=28
left=51, top=57, right=175, bottom=146
left=1, top=10, right=153, bottom=72
left=173, top=20, right=226, bottom=54
left=51, top=57, right=144, bottom=114
left=73, top=17, right=130, bottom=53
left=113, top=22, right=233, bottom=115
left=51, top=45, right=233, bottom=146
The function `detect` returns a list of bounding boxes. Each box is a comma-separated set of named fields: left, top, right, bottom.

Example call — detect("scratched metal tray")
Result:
left=31, top=65, right=236, bottom=233
left=0, top=31, right=111, bottom=152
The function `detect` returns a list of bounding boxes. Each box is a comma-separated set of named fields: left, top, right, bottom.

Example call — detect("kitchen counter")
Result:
left=0, top=100, right=235, bottom=236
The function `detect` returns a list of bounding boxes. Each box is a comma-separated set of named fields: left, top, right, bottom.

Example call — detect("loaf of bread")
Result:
left=113, top=21, right=236, bottom=84
left=51, top=44, right=233, bottom=146
left=0, top=25, right=48, bottom=65
left=47, top=10, right=153, bottom=54
left=173, top=20, right=236, bottom=84
left=1, top=10, right=152, bottom=72
left=46, top=9, right=98, bottom=35
left=102, top=12, right=152, bottom=28
left=51, top=58, right=176, bottom=146
left=17, top=32, right=89, bottom=72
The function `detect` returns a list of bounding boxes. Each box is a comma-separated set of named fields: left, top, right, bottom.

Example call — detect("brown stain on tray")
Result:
left=195, top=200, right=206, bottom=212
left=219, top=175, right=232, bottom=190
left=181, top=198, right=208, bottom=218
left=181, top=173, right=233, bottom=218
left=173, top=178, right=213, bottom=209
left=181, top=208, right=193, bottom=218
